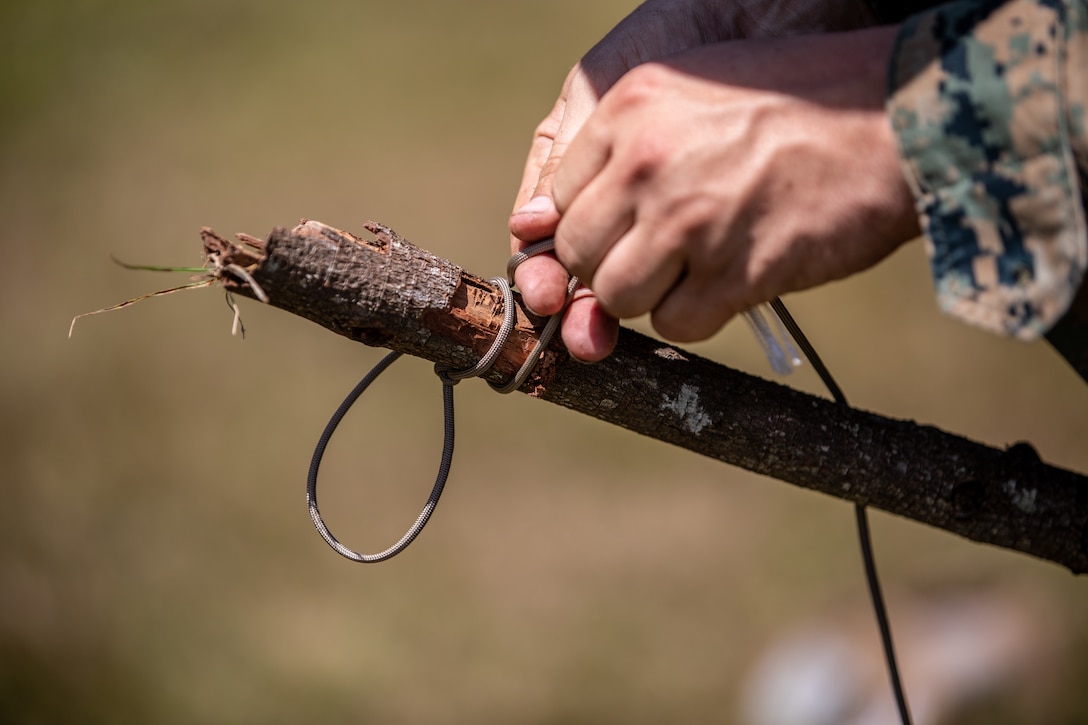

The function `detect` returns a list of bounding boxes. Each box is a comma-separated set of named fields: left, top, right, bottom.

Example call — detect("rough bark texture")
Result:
left=204, top=220, right=1088, bottom=574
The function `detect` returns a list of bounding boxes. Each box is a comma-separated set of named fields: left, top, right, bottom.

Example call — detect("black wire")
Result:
left=769, top=298, right=913, bottom=725
left=307, top=350, right=457, bottom=563
left=854, top=502, right=912, bottom=722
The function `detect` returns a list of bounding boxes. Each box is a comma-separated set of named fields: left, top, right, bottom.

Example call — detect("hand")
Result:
left=509, top=0, right=727, bottom=360
left=508, top=0, right=880, bottom=360
left=545, top=26, right=920, bottom=358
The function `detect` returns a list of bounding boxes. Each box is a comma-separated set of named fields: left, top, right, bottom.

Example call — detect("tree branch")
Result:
left=204, top=220, right=1088, bottom=574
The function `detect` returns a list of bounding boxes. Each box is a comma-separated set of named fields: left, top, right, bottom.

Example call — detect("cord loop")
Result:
left=307, top=242, right=570, bottom=562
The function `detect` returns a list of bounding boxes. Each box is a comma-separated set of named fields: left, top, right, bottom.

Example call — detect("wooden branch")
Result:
left=204, top=220, right=1088, bottom=574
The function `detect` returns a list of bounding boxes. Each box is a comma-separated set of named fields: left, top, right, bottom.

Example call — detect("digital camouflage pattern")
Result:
left=887, top=0, right=1088, bottom=339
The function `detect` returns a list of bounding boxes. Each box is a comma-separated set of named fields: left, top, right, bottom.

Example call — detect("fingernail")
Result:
left=513, top=195, right=555, bottom=216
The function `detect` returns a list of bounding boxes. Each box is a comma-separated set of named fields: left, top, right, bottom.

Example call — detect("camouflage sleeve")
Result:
left=887, top=0, right=1088, bottom=339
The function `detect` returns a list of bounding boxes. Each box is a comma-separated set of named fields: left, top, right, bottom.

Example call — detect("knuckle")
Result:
left=594, top=285, right=642, bottom=320
left=533, top=93, right=570, bottom=141
left=552, top=232, right=591, bottom=282
left=582, top=259, right=646, bottom=320
left=611, top=63, right=669, bottom=108
left=591, top=271, right=648, bottom=320
left=533, top=115, right=560, bottom=143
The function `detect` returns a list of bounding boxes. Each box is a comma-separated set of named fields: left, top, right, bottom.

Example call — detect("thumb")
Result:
left=509, top=192, right=560, bottom=242
left=510, top=77, right=598, bottom=240
left=508, top=192, right=569, bottom=316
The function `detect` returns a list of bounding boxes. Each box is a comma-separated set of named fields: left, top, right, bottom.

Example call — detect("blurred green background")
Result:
left=3, top=1, right=1087, bottom=722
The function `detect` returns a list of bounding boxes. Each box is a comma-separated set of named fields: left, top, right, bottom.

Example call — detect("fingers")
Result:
left=649, top=272, right=740, bottom=343
left=550, top=113, right=683, bottom=322
left=550, top=110, right=613, bottom=219
left=551, top=169, right=635, bottom=289
left=561, top=288, right=620, bottom=361
left=508, top=196, right=567, bottom=316
left=515, top=256, right=571, bottom=317
left=509, top=193, right=560, bottom=247
left=507, top=111, right=570, bottom=316
left=568, top=223, right=686, bottom=320
left=509, top=68, right=605, bottom=317
left=509, top=65, right=601, bottom=240
left=532, top=68, right=602, bottom=203
left=509, top=103, right=566, bottom=246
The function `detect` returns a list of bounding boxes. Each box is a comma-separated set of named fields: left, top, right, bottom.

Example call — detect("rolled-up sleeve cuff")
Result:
left=887, top=0, right=1087, bottom=339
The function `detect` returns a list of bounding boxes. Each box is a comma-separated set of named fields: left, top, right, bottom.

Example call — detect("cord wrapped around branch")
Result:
left=204, top=220, right=1088, bottom=574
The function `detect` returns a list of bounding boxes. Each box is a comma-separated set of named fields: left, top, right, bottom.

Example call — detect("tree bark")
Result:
left=204, top=220, right=1088, bottom=574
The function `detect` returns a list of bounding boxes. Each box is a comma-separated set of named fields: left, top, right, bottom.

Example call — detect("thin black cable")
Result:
left=307, top=351, right=458, bottom=563
left=769, top=297, right=913, bottom=725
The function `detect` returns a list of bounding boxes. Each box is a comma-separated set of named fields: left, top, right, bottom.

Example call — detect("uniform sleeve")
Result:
left=886, top=0, right=1088, bottom=339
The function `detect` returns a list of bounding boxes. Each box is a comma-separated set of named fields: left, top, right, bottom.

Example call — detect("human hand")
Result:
left=509, top=0, right=726, bottom=360
left=508, top=0, right=880, bottom=360
left=545, top=25, right=920, bottom=359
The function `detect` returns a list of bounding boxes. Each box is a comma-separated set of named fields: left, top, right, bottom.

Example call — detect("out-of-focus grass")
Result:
left=2, top=1, right=1086, bottom=723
